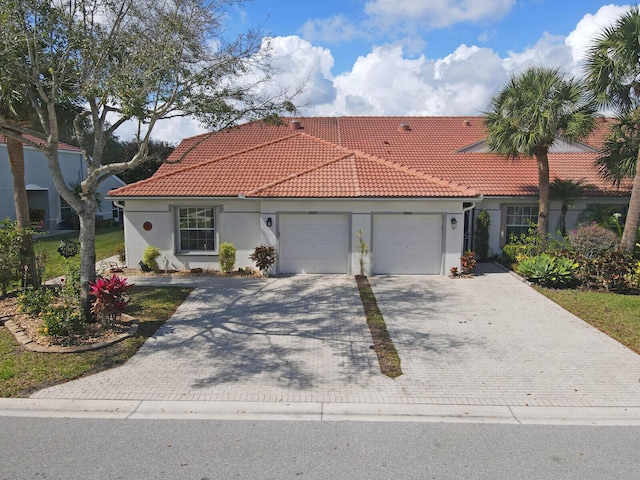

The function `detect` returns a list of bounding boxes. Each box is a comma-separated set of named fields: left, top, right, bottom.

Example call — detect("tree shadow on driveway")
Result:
left=134, top=276, right=377, bottom=392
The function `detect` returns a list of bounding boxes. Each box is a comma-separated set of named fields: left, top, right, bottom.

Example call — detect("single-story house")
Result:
left=108, top=116, right=631, bottom=275
left=0, top=134, right=126, bottom=230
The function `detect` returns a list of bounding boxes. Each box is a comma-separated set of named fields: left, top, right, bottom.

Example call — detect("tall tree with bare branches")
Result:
left=0, top=0, right=296, bottom=316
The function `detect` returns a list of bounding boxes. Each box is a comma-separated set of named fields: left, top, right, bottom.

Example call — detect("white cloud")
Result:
left=299, top=15, right=364, bottom=44
left=259, top=36, right=337, bottom=108
left=364, top=0, right=515, bottom=29
left=565, top=4, right=630, bottom=63
left=503, top=33, right=575, bottom=76
left=149, top=6, right=633, bottom=143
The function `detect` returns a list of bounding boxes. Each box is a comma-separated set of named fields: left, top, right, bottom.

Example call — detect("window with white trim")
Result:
left=178, top=207, right=217, bottom=253
left=112, top=202, right=121, bottom=222
left=60, top=196, right=73, bottom=223
left=505, top=205, right=538, bottom=241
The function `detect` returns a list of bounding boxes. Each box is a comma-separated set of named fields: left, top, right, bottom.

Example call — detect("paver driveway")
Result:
left=33, top=264, right=640, bottom=406
left=33, top=275, right=394, bottom=402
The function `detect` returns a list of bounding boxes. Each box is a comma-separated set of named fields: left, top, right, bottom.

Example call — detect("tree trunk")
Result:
left=536, top=147, right=550, bottom=246
left=620, top=150, right=640, bottom=253
left=6, top=134, right=39, bottom=286
left=78, top=198, right=97, bottom=320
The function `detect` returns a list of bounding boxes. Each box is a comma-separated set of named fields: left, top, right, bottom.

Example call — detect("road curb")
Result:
left=3, top=399, right=640, bottom=425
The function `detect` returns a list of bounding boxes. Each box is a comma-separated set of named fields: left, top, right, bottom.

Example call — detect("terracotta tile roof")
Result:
left=110, top=116, right=629, bottom=199
left=0, top=134, right=80, bottom=152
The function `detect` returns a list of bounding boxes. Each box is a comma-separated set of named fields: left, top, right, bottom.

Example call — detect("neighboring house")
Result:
left=108, top=116, right=631, bottom=275
left=0, top=135, right=126, bottom=231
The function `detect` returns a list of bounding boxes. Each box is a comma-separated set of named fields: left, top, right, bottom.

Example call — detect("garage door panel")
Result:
left=373, top=215, right=442, bottom=274
left=279, top=214, right=349, bottom=274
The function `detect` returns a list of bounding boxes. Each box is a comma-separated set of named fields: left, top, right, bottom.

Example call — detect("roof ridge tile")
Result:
left=354, top=150, right=479, bottom=197
left=246, top=151, right=355, bottom=196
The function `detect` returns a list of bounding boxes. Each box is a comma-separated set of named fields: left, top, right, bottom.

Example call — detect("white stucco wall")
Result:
left=473, top=196, right=630, bottom=257
left=123, top=199, right=261, bottom=271
left=121, top=197, right=469, bottom=275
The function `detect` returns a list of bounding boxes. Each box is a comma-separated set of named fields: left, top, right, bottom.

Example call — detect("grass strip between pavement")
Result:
left=355, top=275, right=402, bottom=378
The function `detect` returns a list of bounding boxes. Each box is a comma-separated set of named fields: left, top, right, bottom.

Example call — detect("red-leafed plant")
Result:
left=460, top=250, right=477, bottom=275
left=89, top=274, right=133, bottom=327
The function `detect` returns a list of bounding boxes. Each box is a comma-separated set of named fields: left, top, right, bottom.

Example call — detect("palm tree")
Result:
left=550, top=178, right=586, bottom=236
left=484, top=67, right=596, bottom=243
left=585, top=6, right=640, bottom=253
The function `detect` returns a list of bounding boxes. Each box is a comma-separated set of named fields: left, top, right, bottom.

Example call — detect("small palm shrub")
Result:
left=249, top=245, right=276, bottom=275
left=141, top=246, right=161, bottom=272
left=516, top=254, right=577, bottom=288
left=219, top=242, right=236, bottom=272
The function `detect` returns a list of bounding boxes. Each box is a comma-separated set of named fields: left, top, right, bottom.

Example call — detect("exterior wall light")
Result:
left=266, top=217, right=273, bottom=227
left=450, top=217, right=457, bottom=230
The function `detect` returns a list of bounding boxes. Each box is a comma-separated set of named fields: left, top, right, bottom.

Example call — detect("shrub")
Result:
left=28, top=208, right=46, bottom=226
left=516, top=254, right=577, bottom=288
left=40, top=305, right=83, bottom=336
left=0, top=220, right=23, bottom=296
left=356, top=229, right=369, bottom=276
left=59, top=259, right=81, bottom=309
left=568, top=223, right=620, bottom=258
left=115, top=242, right=126, bottom=263
left=249, top=245, right=276, bottom=275
left=219, top=242, right=236, bottom=272
left=501, top=243, right=526, bottom=268
left=460, top=250, right=477, bottom=274
left=57, top=239, right=79, bottom=258
left=475, top=209, right=491, bottom=260
left=629, top=259, right=640, bottom=289
left=18, top=287, right=55, bottom=316
left=89, top=274, right=133, bottom=327
left=141, top=246, right=161, bottom=272
left=572, top=249, right=636, bottom=293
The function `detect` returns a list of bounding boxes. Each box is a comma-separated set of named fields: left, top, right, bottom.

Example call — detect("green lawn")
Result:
left=537, top=288, right=640, bottom=354
left=34, top=226, right=124, bottom=279
left=0, top=286, right=191, bottom=398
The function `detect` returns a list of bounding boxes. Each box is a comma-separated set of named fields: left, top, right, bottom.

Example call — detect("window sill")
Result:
left=176, top=251, right=218, bottom=256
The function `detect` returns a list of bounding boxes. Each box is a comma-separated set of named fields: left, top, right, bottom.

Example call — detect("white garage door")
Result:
left=373, top=214, right=443, bottom=274
left=279, top=214, right=349, bottom=274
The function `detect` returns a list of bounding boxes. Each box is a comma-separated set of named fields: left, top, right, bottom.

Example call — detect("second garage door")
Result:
left=373, top=214, right=443, bottom=274
left=279, top=214, right=349, bottom=274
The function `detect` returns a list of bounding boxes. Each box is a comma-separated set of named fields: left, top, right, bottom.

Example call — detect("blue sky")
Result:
left=149, top=1, right=634, bottom=143
left=230, top=0, right=620, bottom=73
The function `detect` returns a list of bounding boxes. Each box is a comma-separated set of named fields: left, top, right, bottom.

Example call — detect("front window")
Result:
left=178, top=207, right=216, bottom=252
left=60, top=196, right=73, bottom=223
left=112, top=202, right=121, bottom=222
left=505, top=205, right=538, bottom=241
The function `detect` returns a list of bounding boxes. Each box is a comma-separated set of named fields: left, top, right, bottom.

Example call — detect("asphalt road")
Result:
left=1, top=418, right=640, bottom=479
